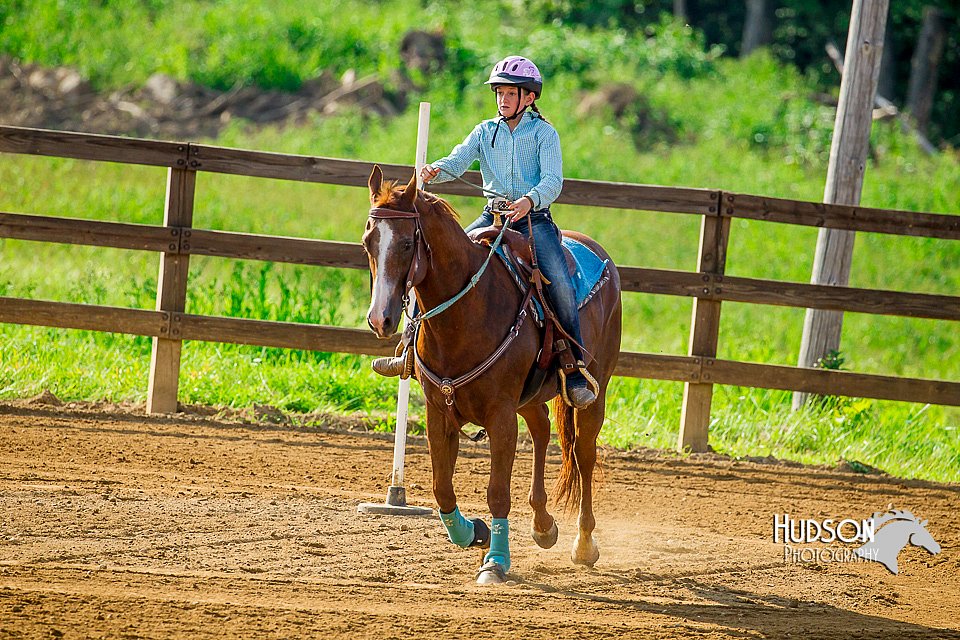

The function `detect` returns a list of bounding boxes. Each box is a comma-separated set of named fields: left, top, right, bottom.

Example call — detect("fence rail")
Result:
left=2, top=125, right=958, bottom=449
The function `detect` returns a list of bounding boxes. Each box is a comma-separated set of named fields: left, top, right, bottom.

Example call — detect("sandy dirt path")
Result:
left=0, top=402, right=957, bottom=639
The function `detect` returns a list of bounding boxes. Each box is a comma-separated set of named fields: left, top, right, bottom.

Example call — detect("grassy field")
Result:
left=1, top=1, right=958, bottom=482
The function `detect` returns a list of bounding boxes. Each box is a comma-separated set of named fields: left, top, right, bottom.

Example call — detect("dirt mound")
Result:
left=0, top=402, right=957, bottom=638
left=0, top=56, right=404, bottom=138
left=24, top=389, right=63, bottom=407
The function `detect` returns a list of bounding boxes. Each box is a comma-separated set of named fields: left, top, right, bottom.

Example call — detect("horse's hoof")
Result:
left=531, top=520, right=559, bottom=549
left=572, top=535, right=600, bottom=567
left=475, top=560, right=508, bottom=585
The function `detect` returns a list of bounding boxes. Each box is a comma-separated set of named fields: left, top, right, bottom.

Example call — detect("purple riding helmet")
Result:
left=485, top=55, right=543, bottom=96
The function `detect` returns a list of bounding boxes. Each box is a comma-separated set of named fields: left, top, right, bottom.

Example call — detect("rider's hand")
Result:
left=420, top=164, right=440, bottom=183
left=506, top=196, right=534, bottom=223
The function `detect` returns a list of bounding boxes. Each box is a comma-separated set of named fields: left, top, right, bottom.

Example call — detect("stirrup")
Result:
left=558, top=361, right=600, bottom=409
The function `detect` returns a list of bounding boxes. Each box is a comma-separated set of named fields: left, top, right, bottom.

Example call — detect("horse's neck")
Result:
left=414, top=201, right=487, bottom=309
left=414, top=203, right=520, bottom=348
left=419, top=206, right=484, bottom=294
left=870, top=521, right=916, bottom=552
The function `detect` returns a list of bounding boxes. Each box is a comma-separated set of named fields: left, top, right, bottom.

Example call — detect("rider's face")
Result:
left=496, top=86, right=533, bottom=116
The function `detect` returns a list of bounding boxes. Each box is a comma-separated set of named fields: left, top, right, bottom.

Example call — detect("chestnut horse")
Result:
left=363, top=166, right=622, bottom=584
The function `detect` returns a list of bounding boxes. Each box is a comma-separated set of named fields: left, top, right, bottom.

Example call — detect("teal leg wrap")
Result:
left=439, top=507, right=475, bottom=548
left=483, top=518, right=511, bottom=572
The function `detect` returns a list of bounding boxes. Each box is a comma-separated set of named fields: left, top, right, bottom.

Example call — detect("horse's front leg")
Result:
left=425, top=401, right=490, bottom=551
left=476, top=410, right=519, bottom=584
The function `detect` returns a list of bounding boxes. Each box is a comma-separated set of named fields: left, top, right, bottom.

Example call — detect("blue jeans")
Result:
left=465, top=209, right=585, bottom=358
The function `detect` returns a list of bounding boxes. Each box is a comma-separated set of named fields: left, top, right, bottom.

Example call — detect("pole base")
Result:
left=357, top=485, right=433, bottom=516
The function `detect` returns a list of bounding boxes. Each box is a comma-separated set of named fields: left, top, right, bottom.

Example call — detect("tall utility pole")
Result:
left=793, top=0, right=889, bottom=410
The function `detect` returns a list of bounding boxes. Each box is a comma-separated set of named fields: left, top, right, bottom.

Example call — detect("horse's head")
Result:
left=363, top=165, right=424, bottom=338
left=857, top=509, right=942, bottom=574
left=909, top=519, right=941, bottom=555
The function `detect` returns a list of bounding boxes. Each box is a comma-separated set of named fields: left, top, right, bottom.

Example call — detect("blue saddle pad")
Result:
left=495, top=237, right=609, bottom=322
left=563, top=237, right=609, bottom=308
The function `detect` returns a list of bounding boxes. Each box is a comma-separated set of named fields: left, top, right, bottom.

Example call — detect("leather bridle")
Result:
left=368, top=204, right=431, bottom=298
left=366, top=201, right=530, bottom=410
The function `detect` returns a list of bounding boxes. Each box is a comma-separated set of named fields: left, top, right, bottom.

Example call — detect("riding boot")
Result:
left=371, top=355, right=406, bottom=377
left=522, top=216, right=597, bottom=409
left=564, top=355, right=597, bottom=410
left=372, top=299, right=420, bottom=377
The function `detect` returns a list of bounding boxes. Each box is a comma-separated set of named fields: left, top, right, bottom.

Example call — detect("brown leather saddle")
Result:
left=467, top=225, right=577, bottom=280
left=467, top=225, right=587, bottom=406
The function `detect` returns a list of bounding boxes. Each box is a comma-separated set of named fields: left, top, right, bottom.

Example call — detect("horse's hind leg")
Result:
left=519, top=403, right=558, bottom=549
left=571, top=394, right=605, bottom=567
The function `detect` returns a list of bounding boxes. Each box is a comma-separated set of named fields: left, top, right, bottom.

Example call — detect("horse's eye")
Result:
left=403, top=240, right=413, bottom=251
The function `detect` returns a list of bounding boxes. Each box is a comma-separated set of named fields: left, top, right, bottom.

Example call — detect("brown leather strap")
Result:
left=368, top=204, right=430, bottom=291
left=415, top=287, right=535, bottom=407
left=369, top=207, right=420, bottom=219
left=537, top=318, right=554, bottom=370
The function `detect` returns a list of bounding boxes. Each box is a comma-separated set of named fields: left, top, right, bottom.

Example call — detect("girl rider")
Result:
left=372, top=55, right=596, bottom=410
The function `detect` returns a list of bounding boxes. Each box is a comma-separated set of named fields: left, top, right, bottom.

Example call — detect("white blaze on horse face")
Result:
left=367, top=221, right=404, bottom=337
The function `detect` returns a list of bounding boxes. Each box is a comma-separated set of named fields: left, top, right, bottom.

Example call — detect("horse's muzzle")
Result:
left=367, top=310, right=398, bottom=339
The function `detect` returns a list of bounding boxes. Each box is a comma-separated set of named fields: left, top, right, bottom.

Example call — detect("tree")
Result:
left=906, top=5, right=947, bottom=135
left=877, top=18, right=896, bottom=99
left=742, top=0, right=777, bottom=56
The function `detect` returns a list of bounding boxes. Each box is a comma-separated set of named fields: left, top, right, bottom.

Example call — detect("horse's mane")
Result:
left=373, top=180, right=461, bottom=223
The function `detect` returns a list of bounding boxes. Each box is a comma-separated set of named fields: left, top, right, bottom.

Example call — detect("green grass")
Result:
left=2, top=117, right=958, bottom=483
left=1, top=3, right=959, bottom=483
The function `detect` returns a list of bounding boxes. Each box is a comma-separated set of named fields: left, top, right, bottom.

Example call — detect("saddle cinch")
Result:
left=467, top=224, right=609, bottom=406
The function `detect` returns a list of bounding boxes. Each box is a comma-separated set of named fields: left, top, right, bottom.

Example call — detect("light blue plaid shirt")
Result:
left=430, top=112, right=563, bottom=210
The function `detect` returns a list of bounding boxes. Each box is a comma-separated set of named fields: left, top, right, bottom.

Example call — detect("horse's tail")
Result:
left=552, top=396, right=581, bottom=511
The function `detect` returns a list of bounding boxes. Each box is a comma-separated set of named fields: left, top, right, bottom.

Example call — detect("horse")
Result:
left=362, top=166, right=622, bottom=584
left=854, top=509, right=941, bottom=574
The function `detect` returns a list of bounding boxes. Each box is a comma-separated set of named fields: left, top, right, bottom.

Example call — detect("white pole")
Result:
left=357, top=102, right=433, bottom=516
left=389, top=101, right=430, bottom=488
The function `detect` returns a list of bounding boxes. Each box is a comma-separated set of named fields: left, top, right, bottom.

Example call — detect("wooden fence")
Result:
left=1, top=124, right=959, bottom=452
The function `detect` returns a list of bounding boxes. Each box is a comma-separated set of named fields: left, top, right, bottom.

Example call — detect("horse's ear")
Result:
left=368, top=165, right=384, bottom=202
left=397, top=171, right=418, bottom=211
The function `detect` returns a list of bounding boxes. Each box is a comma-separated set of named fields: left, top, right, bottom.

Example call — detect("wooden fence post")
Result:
left=794, top=0, right=889, bottom=410
left=678, top=198, right=729, bottom=452
left=147, top=165, right=195, bottom=414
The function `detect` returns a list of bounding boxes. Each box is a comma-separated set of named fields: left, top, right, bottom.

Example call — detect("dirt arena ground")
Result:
left=0, top=402, right=957, bottom=639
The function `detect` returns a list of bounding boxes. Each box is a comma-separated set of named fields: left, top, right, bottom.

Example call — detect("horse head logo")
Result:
left=854, top=509, right=941, bottom=574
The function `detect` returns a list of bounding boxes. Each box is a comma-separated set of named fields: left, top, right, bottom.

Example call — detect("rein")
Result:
left=367, top=194, right=529, bottom=415
left=435, top=166, right=511, bottom=201
left=368, top=199, right=510, bottom=325
left=432, top=167, right=594, bottom=364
